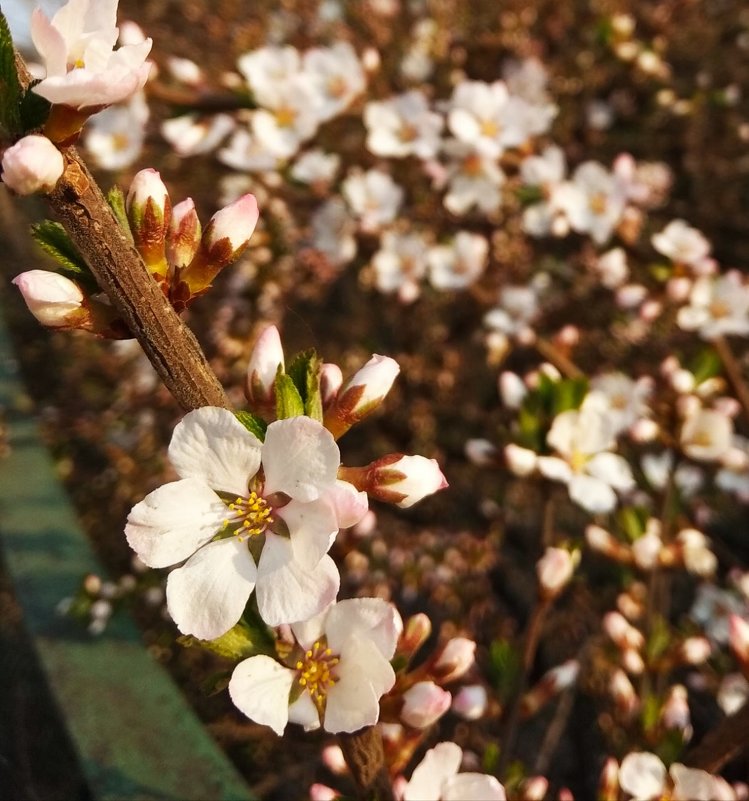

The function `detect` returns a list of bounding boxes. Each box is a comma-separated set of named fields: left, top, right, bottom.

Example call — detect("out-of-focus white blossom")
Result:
left=372, top=230, right=430, bottom=303
left=677, top=271, right=749, bottom=340
left=364, top=90, right=443, bottom=159
left=427, top=231, right=488, bottom=290
left=342, top=168, right=404, bottom=232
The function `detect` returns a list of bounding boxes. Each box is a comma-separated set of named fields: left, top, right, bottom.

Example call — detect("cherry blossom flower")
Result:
left=372, top=230, right=431, bottom=303
left=427, top=232, right=488, bottom=290
left=218, top=128, right=280, bottom=173
left=291, top=150, right=340, bottom=186
left=302, top=43, right=366, bottom=122
left=342, top=168, right=404, bottom=232
left=520, top=145, right=568, bottom=237
left=125, top=408, right=367, bottom=638
left=401, top=682, right=452, bottom=728
left=311, top=198, right=358, bottom=267
left=237, top=45, right=302, bottom=107
left=451, top=685, right=488, bottom=720
left=618, top=752, right=735, bottom=801
left=31, top=0, right=152, bottom=109
left=84, top=91, right=149, bottom=170
left=251, top=80, right=322, bottom=159
left=677, top=271, right=749, bottom=340
left=228, top=598, right=399, bottom=734
left=652, top=219, right=713, bottom=273
left=161, top=113, right=235, bottom=158
left=555, top=161, right=627, bottom=244
left=680, top=407, right=733, bottom=461
left=442, top=140, right=506, bottom=216
left=484, top=285, right=540, bottom=345
left=402, top=742, right=506, bottom=801
left=538, top=406, right=635, bottom=514
left=364, top=90, right=443, bottom=159
left=583, top=372, right=653, bottom=436
left=1, top=134, right=64, bottom=194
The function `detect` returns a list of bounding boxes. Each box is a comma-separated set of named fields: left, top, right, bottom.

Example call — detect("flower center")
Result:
left=569, top=448, right=589, bottom=473
left=588, top=192, right=608, bottom=215
left=296, top=640, right=340, bottom=710
left=480, top=118, right=500, bottom=138
left=226, top=491, right=274, bottom=539
left=275, top=106, right=297, bottom=128
left=709, top=299, right=730, bottom=319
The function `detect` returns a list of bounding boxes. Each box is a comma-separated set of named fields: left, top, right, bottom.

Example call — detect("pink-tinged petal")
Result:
left=255, top=535, right=339, bottom=626
left=329, top=480, right=369, bottom=528
left=228, top=655, right=294, bottom=736
left=443, top=774, right=506, bottom=801
left=125, top=478, right=226, bottom=568
left=325, top=597, right=400, bottom=659
left=288, top=691, right=321, bottom=731
left=619, top=752, right=666, bottom=800
left=262, top=417, right=340, bottom=502
left=168, top=406, right=262, bottom=497
left=537, top=456, right=573, bottom=484
left=30, top=10, right=68, bottom=76
left=403, top=742, right=463, bottom=801
left=587, top=453, right=635, bottom=492
left=323, top=635, right=394, bottom=733
left=290, top=608, right=330, bottom=651
left=166, top=538, right=257, bottom=640
left=568, top=474, right=617, bottom=514
left=277, top=498, right=338, bottom=569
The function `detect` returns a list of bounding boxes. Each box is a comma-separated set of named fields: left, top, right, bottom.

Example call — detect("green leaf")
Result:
left=107, top=186, right=134, bottom=243
left=30, top=221, right=98, bottom=292
left=0, top=10, right=21, bottom=136
left=646, top=614, right=671, bottom=662
left=618, top=505, right=647, bottom=543
left=482, top=742, right=500, bottom=774
left=690, top=347, right=722, bottom=386
left=275, top=372, right=305, bottom=419
left=177, top=619, right=263, bottom=661
left=287, top=348, right=324, bottom=422
left=234, top=410, right=267, bottom=441
left=552, top=377, right=588, bottom=415
left=487, top=638, right=521, bottom=702
left=19, top=81, right=50, bottom=133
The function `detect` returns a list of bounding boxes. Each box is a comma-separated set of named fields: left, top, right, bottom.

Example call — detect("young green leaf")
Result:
left=286, top=348, right=324, bottom=421
left=0, top=10, right=22, bottom=136
left=275, top=372, right=305, bottom=419
left=107, top=186, right=135, bottom=243
left=30, top=221, right=99, bottom=292
left=234, top=410, right=267, bottom=441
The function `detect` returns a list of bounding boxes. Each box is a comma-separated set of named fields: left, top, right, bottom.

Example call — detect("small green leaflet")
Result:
left=286, top=348, right=324, bottom=421
left=30, top=221, right=99, bottom=293
left=275, top=372, right=305, bottom=419
left=234, top=410, right=267, bottom=441
left=0, top=9, right=22, bottom=136
left=107, top=186, right=134, bottom=243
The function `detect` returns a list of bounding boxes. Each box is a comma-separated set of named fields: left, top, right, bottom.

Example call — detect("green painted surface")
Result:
left=0, top=311, right=253, bottom=801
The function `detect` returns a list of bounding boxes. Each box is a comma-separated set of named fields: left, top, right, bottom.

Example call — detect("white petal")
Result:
left=290, top=607, right=329, bottom=651
left=277, top=498, right=338, bottom=569
left=568, top=474, right=617, bottom=514
left=168, top=407, right=262, bottom=497
left=288, top=691, right=321, bottom=731
left=325, top=598, right=400, bottom=659
left=255, top=535, right=339, bottom=626
left=323, top=635, right=395, bottom=733
left=228, top=656, right=294, bottom=736
left=537, top=456, right=573, bottom=484
left=329, top=480, right=369, bottom=528
left=443, top=774, right=506, bottom=801
left=619, top=752, right=666, bottom=800
left=166, top=538, right=257, bottom=640
left=586, top=453, right=635, bottom=492
left=262, top=417, right=340, bottom=502
left=404, top=742, right=463, bottom=801
left=125, top=478, right=227, bottom=568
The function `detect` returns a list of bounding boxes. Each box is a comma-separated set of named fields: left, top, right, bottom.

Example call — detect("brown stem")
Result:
left=534, top=337, right=585, bottom=380
left=339, top=728, right=394, bottom=801
left=496, top=599, right=551, bottom=778
left=714, top=335, right=749, bottom=425
left=684, top=700, right=749, bottom=772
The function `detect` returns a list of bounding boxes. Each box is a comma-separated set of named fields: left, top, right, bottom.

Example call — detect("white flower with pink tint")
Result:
left=364, top=90, right=443, bottom=159
left=125, top=407, right=367, bottom=638
left=302, top=43, right=366, bottom=122
left=427, top=232, right=488, bottom=291
left=619, top=752, right=735, bottom=801
left=677, top=271, right=749, bottom=340
left=245, top=325, right=285, bottom=410
left=342, top=168, right=404, bottom=232
left=680, top=408, right=733, bottom=461
left=372, top=230, right=431, bottom=303
left=451, top=685, right=487, bottom=720
left=442, top=140, right=506, bottom=216
left=520, top=145, right=568, bottom=238
left=403, top=742, right=506, bottom=801
left=229, top=598, right=399, bottom=734
left=401, top=682, right=451, bottom=728
left=1, top=135, right=64, bottom=194
left=536, top=547, right=576, bottom=599
left=538, top=406, right=635, bottom=514
left=652, top=219, right=712, bottom=273
left=12, top=270, right=84, bottom=327
left=31, top=0, right=152, bottom=109
left=84, top=91, right=149, bottom=170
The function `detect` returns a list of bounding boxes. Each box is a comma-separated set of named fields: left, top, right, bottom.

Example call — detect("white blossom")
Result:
left=364, top=90, right=443, bottom=159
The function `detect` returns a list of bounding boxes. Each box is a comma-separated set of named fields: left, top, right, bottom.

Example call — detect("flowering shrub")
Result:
left=3, top=0, right=749, bottom=799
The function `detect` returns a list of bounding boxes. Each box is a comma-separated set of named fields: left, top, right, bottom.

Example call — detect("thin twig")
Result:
left=714, top=335, right=749, bottom=425
left=534, top=338, right=585, bottom=380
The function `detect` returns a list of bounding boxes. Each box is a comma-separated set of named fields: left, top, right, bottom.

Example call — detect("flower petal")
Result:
left=288, top=690, right=321, bottom=731
left=323, top=635, right=394, bottom=733
left=568, top=474, right=617, bottom=514
left=277, top=498, right=338, bottom=569
left=329, top=480, right=369, bottom=528
left=443, top=774, right=506, bottom=801
left=537, top=455, right=573, bottom=484
left=262, top=417, right=340, bottom=502
left=125, top=478, right=226, bottom=568
left=619, top=752, right=666, bottom=800
left=256, top=534, right=339, bottom=626
left=587, top=452, right=635, bottom=492
left=168, top=407, right=262, bottom=497
left=325, top=598, right=400, bottom=659
left=229, top=655, right=294, bottom=736
left=166, top=538, right=257, bottom=640
left=403, top=742, right=463, bottom=801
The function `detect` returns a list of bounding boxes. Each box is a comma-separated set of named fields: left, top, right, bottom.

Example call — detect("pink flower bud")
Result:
left=433, top=637, right=476, bottom=682
left=400, top=681, right=451, bottom=728
left=2, top=135, right=64, bottom=194
left=499, top=371, right=527, bottom=408
left=168, top=197, right=202, bottom=269
left=537, top=547, right=575, bottom=600
left=245, top=325, right=284, bottom=410
left=504, top=443, right=537, bottom=476
left=341, top=453, right=447, bottom=508
left=451, top=684, right=487, bottom=720
left=203, top=193, right=259, bottom=259
left=321, top=745, right=348, bottom=775
left=399, top=613, right=432, bottom=658
left=729, top=614, right=749, bottom=669
left=610, top=668, right=638, bottom=716
left=465, top=438, right=499, bottom=467
left=603, top=611, right=644, bottom=651
left=660, top=685, right=691, bottom=737
left=127, top=168, right=170, bottom=221
left=320, top=363, right=344, bottom=407
left=521, top=777, right=549, bottom=801
left=126, top=168, right=171, bottom=270
left=13, top=270, right=85, bottom=327
left=680, top=636, right=711, bottom=665
left=310, top=783, right=339, bottom=801
left=597, top=758, right=619, bottom=801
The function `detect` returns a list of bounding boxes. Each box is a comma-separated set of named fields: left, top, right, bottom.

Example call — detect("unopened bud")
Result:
left=433, top=637, right=476, bottom=682
left=321, top=744, right=348, bottom=775
left=2, top=134, right=64, bottom=194
left=604, top=611, right=644, bottom=651
left=168, top=197, right=202, bottom=269
left=399, top=613, right=432, bottom=659
left=505, top=443, right=538, bottom=476
left=341, top=453, right=447, bottom=508
left=13, top=270, right=87, bottom=328
left=400, top=681, right=451, bottom=728
left=451, top=684, right=488, bottom=720
left=597, top=757, right=619, bottom=801
left=610, top=668, right=638, bottom=716
left=245, top=325, right=284, bottom=412
left=499, top=371, right=527, bottom=408
left=537, top=546, right=576, bottom=600
left=310, top=783, right=339, bottom=801
left=465, top=438, right=499, bottom=467
left=729, top=615, right=749, bottom=673
left=680, top=636, right=711, bottom=665
left=324, top=355, right=400, bottom=438
left=320, top=362, right=343, bottom=407
left=126, top=168, right=171, bottom=275
left=521, top=776, right=549, bottom=801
